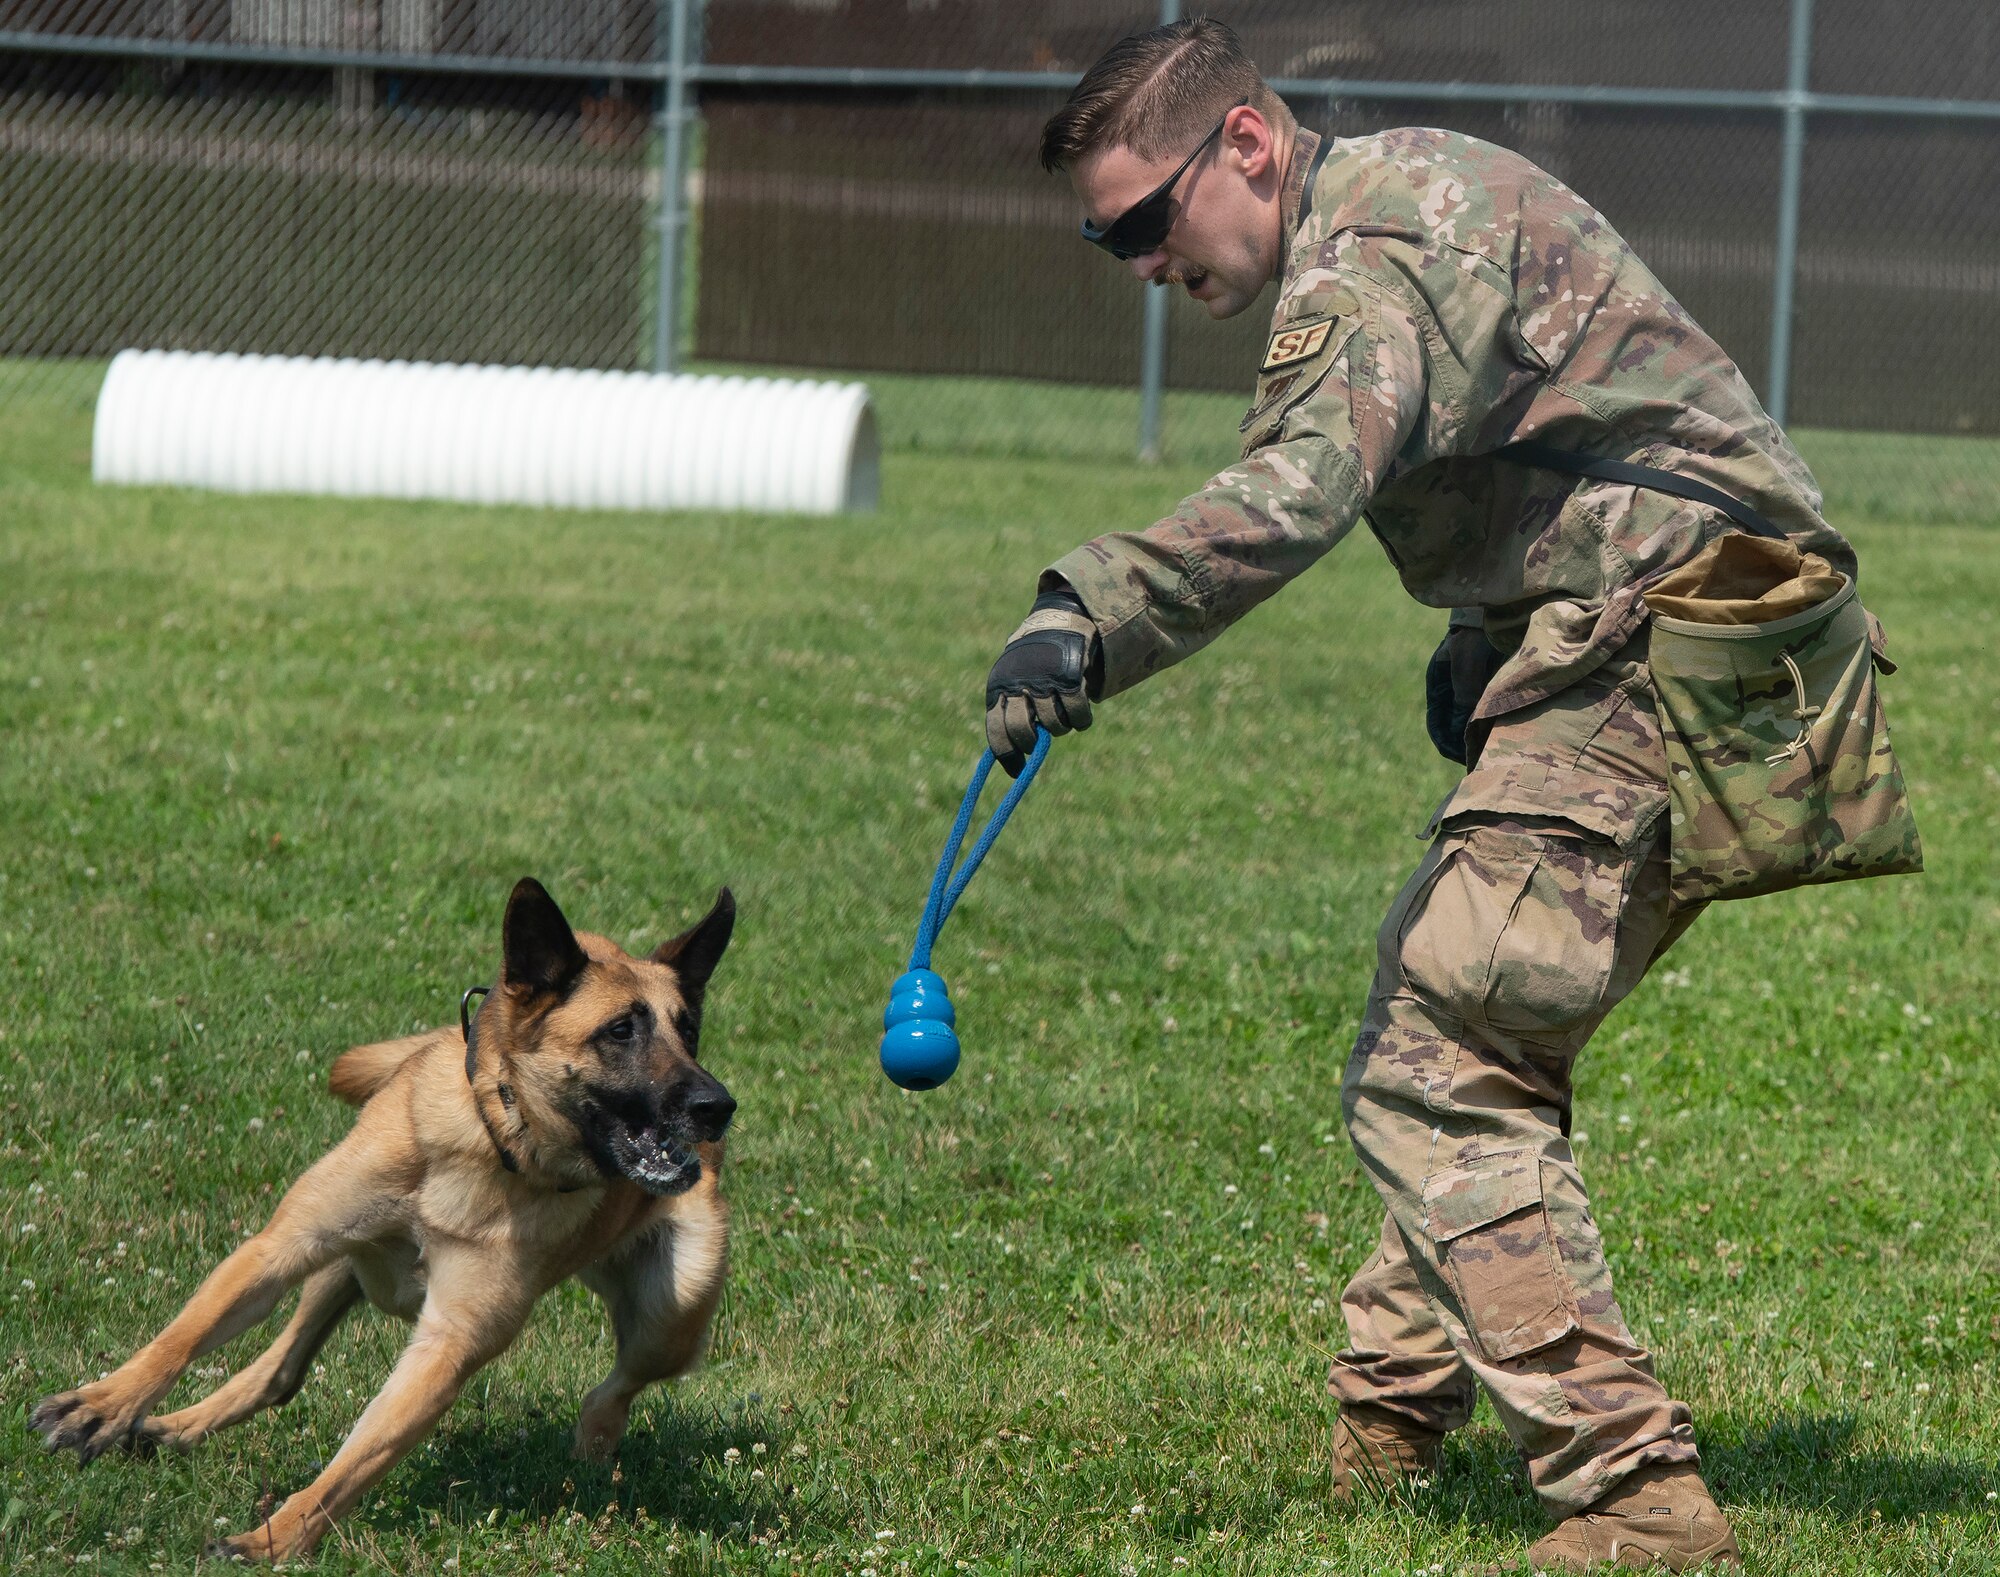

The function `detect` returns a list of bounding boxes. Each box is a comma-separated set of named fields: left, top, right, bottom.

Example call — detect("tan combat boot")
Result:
left=1329, top=1403, right=1446, bottom=1504
left=1526, top=1464, right=1742, bottom=1571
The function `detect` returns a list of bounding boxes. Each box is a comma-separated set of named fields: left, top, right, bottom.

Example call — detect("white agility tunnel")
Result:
left=92, top=350, right=879, bottom=516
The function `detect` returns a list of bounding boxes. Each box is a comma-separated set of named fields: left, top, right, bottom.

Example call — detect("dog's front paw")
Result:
left=203, top=1524, right=290, bottom=1565
left=31, top=1388, right=144, bottom=1465
left=571, top=1425, right=619, bottom=1464
left=202, top=1499, right=324, bottom=1565
left=572, top=1389, right=632, bottom=1463
left=127, top=1416, right=186, bottom=1456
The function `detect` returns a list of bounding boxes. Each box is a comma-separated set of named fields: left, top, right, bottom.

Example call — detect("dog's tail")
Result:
left=328, top=1033, right=433, bottom=1107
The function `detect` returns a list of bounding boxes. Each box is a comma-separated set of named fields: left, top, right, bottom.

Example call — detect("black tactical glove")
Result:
left=1425, top=623, right=1503, bottom=765
left=984, top=586, right=1100, bottom=777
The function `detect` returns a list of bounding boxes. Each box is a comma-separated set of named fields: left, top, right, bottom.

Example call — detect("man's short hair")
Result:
left=1039, top=17, right=1290, bottom=174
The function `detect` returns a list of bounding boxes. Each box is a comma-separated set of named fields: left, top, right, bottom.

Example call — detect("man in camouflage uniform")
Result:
left=984, top=18, right=1862, bottom=1571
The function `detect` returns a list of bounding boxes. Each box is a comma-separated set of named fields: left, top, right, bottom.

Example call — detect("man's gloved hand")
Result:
left=1425, top=623, right=1503, bottom=765
left=985, top=587, right=1099, bottom=776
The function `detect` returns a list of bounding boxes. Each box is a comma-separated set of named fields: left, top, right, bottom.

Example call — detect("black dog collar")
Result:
left=459, top=983, right=521, bottom=1175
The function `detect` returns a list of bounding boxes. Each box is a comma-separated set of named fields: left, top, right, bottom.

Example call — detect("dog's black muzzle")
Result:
left=579, top=1068, right=735, bottom=1196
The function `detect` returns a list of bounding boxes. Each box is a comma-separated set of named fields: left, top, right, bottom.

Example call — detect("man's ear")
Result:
left=652, top=887, right=736, bottom=1011
left=1224, top=103, right=1276, bottom=181
left=502, top=877, right=589, bottom=1000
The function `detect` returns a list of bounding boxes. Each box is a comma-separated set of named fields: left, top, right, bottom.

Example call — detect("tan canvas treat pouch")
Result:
left=1497, top=443, right=1922, bottom=903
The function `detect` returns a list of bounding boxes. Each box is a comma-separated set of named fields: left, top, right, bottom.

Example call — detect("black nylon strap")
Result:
left=1496, top=440, right=1787, bottom=542
left=1295, top=131, right=1333, bottom=228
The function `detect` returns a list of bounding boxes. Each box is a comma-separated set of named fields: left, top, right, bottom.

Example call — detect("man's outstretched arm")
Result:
left=983, top=281, right=1431, bottom=768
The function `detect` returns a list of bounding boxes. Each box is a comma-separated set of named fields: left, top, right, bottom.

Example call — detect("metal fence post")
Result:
left=653, top=0, right=696, bottom=374
left=1766, top=0, right=1814, bottom=426
left=1136, top=0, right=1181, bottom=462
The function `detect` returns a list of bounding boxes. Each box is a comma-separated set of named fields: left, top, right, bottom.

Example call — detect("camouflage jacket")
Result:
left=1047, top=127, right=1857, bottom=720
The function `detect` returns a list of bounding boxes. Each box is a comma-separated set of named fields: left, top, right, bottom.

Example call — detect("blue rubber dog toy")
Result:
left=879, top=729, right=1052, bottom=1090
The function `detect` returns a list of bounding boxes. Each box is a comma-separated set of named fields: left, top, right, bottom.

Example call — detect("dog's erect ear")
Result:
left=651, top=887, right=735, bottom=1009
left=502, top=877, right=589, bottom=1000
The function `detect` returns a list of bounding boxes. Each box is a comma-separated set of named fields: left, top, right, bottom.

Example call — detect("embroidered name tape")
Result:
left=1260, top=315, right=1336, bottom=372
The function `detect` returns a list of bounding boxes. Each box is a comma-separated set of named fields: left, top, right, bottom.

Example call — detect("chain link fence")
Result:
left=4, top=2, right=2000, bottom=522
left=0, top=3, right=665, bottom=377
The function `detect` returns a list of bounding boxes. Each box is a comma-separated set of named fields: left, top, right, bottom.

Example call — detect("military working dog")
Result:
left=32, top=877, right=737, bottom=1563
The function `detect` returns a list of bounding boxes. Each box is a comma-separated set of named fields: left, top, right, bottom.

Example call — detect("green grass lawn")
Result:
left=2, top=365, right=1997, bottom=1575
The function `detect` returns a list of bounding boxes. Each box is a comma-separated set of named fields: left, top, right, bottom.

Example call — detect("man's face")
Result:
left=1070, top=105, right=1286, bottom=321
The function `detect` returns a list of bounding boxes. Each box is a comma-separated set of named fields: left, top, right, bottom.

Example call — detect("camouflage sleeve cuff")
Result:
left=1448, top=607, right=1485, bottom=630
left=1041, top=538, right=1200, bottom=700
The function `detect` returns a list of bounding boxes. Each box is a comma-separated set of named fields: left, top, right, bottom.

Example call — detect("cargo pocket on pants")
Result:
left=1398, top=766, right=1664, bottom=1051
left=1424, top=1150, right=1578, bottom=1362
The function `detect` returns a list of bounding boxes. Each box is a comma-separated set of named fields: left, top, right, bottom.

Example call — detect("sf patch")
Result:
left=1261, top=315, right=1337, bottom=373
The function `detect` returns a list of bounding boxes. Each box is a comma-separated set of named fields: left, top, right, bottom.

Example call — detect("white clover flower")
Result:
left=722, top=1446, right=742, bottom=1464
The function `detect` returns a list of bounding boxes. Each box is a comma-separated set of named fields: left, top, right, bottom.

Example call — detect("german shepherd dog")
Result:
left=32, top=877, right=736, bottom=1563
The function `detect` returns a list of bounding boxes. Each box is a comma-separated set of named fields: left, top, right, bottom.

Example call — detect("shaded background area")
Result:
left=0, top=86, right=650, bottom=369
left=697, top=95, right=1791, bottom=404
left=0, top=0, right=662, bottom=371
left=1, top=2, right=1999, bottom=448
left=695, top=0, right=2000, bottom=435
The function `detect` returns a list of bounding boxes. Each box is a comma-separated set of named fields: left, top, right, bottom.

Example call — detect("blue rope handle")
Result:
left=908, top=728, right=1051, bottom=971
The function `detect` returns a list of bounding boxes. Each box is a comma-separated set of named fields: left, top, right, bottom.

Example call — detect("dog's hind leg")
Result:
left=207, top=1246, right=532, bottom=1564
left=135, top=1263, right=364, bottom=1453
left=570, top=1214, right=728, bottom=1463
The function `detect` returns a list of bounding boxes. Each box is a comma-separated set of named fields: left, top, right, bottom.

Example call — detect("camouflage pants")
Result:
left=1331, top=645, right=1703, bottom=1516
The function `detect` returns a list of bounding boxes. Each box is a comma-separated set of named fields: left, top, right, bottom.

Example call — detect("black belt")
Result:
left=1495, top=440, right=1788, bottom=542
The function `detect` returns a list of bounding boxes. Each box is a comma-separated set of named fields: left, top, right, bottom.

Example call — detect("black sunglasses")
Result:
left=1080, top=99, right=1250, bottom=261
